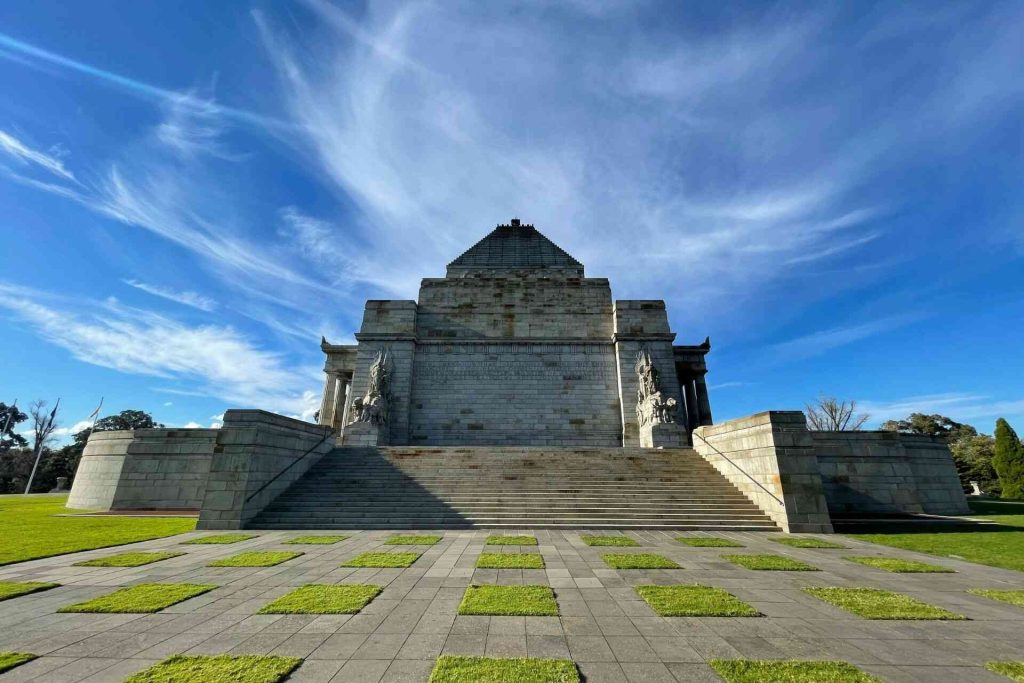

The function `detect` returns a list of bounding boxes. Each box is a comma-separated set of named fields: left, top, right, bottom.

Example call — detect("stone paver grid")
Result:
left=0, top=529, right=1020, bottom=682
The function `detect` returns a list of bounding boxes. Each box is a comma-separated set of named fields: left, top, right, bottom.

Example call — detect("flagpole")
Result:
left=25, top=398, right=59, bottom=495
left=87, top=397, right=104, bottom=440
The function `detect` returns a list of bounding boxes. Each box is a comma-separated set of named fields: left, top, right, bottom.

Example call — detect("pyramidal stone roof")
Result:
left=446, top=219, right=583, bottom=275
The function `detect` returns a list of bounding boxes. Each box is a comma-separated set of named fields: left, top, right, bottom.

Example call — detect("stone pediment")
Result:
left=446, top=218, right=583, bottom=276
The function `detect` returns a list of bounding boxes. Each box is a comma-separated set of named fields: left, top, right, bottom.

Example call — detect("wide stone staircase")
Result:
left=249, top=446, right=778, bottom=530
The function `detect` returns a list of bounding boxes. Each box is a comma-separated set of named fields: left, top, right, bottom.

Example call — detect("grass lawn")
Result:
left=59, top=583, right=217, bottom=613
left=987, top=662, right=1024, bottom=682
left=181, top=534, right=257, bottom=545
left=208, top=551, right=303, bottom=567
left=849, top=499, right=1024, bottom=573
left=845, top=556, right=954, bottom=573
left=581, top=535, right=639, bottom=547
left=285, top=535, right=349, bottom=545
left=342, top=552, right=421, bottom=568
left=678, top=537, right=744, bottom=547
left=74, top=552, right=184, bottom=567
left=0, top=495, right=195, bottom=566
left=429, top=655, right=579, bottom=683
left=458, top=585, right=558, bottom=616
left=384, top=535, right=441, bottom=545
left=476, top=553, right=545, bottom=569
left=0, top=581, right=59, bottom=602
left=0, top=653, right=37, bottom=674
left=635, top=585, right=759, bottom=617
left=722, top=554, right=819, bottom=571
left=969, top=589, right=1024, bottom=608
left=123, top=654, right=301, bottom=683
left=486, top=535, right=538, bottom=546
left=771, top=537, right=848, bottom=549
left=601, top=553, right=680, bottom=569
left=803, top=587, right=965, bottom=620
left=258, top=584, right=382, bottom=614
left=710, top=659, right=880, bottom=682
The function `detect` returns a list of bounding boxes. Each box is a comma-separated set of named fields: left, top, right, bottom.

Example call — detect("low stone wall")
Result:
left=197, top=410, right=333, bottom=530
left=693, top=412, right=833, bottom=533
left=67, top=410, right=333, bottom=528
left=814, top=431, right=969, bottom=515
left=67, top=429, right=217, bottom=510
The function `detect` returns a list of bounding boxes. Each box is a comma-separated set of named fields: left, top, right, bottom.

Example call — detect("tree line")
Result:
left=806, top=395, right=1024, bottom=499
left=0, top=402, right=161, bottom=494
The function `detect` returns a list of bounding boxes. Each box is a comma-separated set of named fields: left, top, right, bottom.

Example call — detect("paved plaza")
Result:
left=0, top=529, right=1022, bottom=682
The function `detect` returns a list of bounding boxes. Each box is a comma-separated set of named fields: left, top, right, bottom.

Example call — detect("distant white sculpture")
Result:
left=969, top=481, right=984, bottom=496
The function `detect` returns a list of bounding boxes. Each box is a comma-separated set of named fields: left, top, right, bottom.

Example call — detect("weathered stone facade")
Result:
left=321, top=219, right=712, bottom=447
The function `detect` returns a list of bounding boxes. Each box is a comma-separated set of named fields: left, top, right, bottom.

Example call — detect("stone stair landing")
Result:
left=248, top=446, right=779, bottom=530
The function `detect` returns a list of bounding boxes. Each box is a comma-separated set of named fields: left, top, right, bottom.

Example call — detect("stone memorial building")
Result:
left=67, top=219, right=969, bottom=533
left=318, top=218, right=711, bottom=450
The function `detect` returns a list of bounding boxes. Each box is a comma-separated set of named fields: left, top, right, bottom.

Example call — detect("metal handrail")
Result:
left=691, top=430, right=785, bottom=507
left=245, top=429, right=334, bottom=504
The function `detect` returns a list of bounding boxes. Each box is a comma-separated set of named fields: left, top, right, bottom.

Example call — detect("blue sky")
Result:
left=1, top=1, right=1022, bottom=440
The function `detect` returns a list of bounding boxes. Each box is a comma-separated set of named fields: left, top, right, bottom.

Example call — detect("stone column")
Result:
left=694, top=373, right=713, bottom=426
left=338, top=376, right=352, bottom=431
left=683, top=379, right=699, bottom=431
left=318, top=373, right=338, bottom=427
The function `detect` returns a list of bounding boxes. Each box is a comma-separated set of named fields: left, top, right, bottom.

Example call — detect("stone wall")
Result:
left=197, top=410, right=334, bottom=530
left=67, top=429, right=218, bottom=510
left=693, top=412, right=834, bottom=533
left=814, top=431, right=969, bottom=515
left=408, top=341, right=622, bottom=446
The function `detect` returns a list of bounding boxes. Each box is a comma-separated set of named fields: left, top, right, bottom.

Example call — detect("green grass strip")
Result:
left=429, top=655, right=579, bottom=683
left=0, top=581, right=59, bottom=602
left=803, top=587, right=966, bottom=620
left=771, top=537, right=848, bottom=549
left=284, top=535, right=349, bottom=545
left=342, top=552, right=421, bottom=568
left=123, top=654, right=301, bottom=683
left=722, top=554, right=819, bottom=571
left=476, top=553, right=545, bottom=569
left=181, top=534, right=256, bottom=545
left=258, top=584, right=382, bottom=614
left=74, top=552, right=184, bottom=567
left=59, top=583, right=217, bottom=613
left=987, top=661, right=1024, bottom=682
left=710, top=659, right=880, bottom=682
left=602, top=553, right=679, bottom=569
left=486, top=535, right=538, bottom=546
left=677, top=537, right=744, bottom=547
left=208, top=551, right=303, bottom=567
left=846, top=556, right=954, bottom=573
left=0, top=652, right=37, bottom=675
left=458, top=585, right=558, bottom=616
left=581, top=535, right=639, bottom=547
left=384, top=535, right=441, bottom=545
left=636, top=585, right=760, bottom=617
left=969, top=589, right=1024, bottom=608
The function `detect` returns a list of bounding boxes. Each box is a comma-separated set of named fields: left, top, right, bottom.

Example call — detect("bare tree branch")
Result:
left=29, top=400, right=59, bottom=455
left=805, top=395, right=870, bottom=431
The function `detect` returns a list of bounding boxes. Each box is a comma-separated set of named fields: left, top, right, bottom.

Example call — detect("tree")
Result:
left=950, top=433, right=999, bottom=496
left=880, top=413, right=977, bottom=441
left=0, top=402, right=28, bottom=453
left=993, top=418, right=1024, bottom=500
left=805, top=396, right=870, bottom=431
left=25, top=400, right=60, bottom=493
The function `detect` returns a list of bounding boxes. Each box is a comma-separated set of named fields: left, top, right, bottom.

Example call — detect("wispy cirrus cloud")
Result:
left=0, top=130, right=75, bottom=181
left=858, top=393, right=1024, bottom=429
left=122, top=279, right=217, bottom=312
left=768, top=314, right=924, bottom=361
left=0, top=282, right=320, bottom=418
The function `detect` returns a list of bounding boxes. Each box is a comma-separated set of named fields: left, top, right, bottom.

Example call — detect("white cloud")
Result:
left=768, top=314, right=924, bottom=361
left=858, top=393, right=1024, bottom=430
left=0, top=129, right=75, bottom=181
left=123, top=279, right=217, bottom=312
left=163, top=401, right=173, bottom=407
left=51, top=420, right=93, bottom=438
left=182, top=421, right=202, bottom=428
left=0, top=283, right=321, bottom=416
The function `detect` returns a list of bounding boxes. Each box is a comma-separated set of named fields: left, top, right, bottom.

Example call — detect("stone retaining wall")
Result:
left=67, top=429, right=217, bottom=510
left=814, top=431, right=969, bottom=515
left=693, top=412, right=834, bottom=533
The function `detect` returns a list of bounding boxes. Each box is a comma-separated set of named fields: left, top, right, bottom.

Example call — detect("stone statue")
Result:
left=350, top=348, right=392, bottom=425
left=634, top=348, right=677, bottom=427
